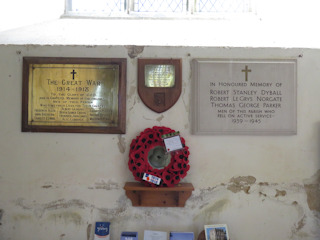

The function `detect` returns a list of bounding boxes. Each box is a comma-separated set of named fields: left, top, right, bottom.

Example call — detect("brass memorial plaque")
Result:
left=145, top=65, right=175, bottom=87
left=22, top=57, right=127, bottom=133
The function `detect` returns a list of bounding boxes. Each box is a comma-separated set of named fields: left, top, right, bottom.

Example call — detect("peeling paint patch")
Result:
left=295, top=215, right=306, bottom=232
left=259, top=192, right=267, bottom=198
left=230, top=176, right=256, bottom=185
left=143, top=116, right=152, bottom=120
left=206, top=199, right=229, bottom=213
left=97, top=195, right=128, bottom=220
left=291, top=214, right=307, bottom=238
left=12, top=197, right=132, bottom=231
left=156, top=114, right=164, bottom=122
left=98, top=205, right=127, bottom=217
left=189, top=186, right=217, bottom=205
left=47, top=211, right=82, bottom=225
left=181, top=87, right=189, bottom=114
left=13, top=199, right=91, bottom=219
left=14, top=198, right=33, bottom=210
left=303, top=169, right=320, bottom=211
left=125, top=45, right=144, bottom=58
left=275, top=189, right=287, bottom=197
left=128, top=86, right=136, bottom=99
left=227, top=176, right=256, bottom=194
left=193, top=199, right=230, bottom=222
left=259, top=182, right=269, bottom=186
left=12, top=199, right=95, bottom=218
left=43, top=199, right=92, bottom=212
left=117, top=135, right=126, bottom=153
left=14, top=197, right=128, bottom=224
left=94, top=179, right=119, bottom=190
left=129, top=98, right=137, bottom=111
left=60, top=233, right=66, bottom=240
left=13, top=214, right=33, bottom=221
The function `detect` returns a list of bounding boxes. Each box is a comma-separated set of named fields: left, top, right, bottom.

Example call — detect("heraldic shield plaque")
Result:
left=138, top=59, right=182, bottom=113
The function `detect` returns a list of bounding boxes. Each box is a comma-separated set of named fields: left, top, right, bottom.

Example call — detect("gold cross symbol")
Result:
left=241, top=65, right=251, bottom=82
left=70, top=69, right=77, bottom=80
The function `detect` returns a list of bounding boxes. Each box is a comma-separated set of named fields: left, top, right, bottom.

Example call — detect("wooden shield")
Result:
left=138, top=58, right=182, bottom=113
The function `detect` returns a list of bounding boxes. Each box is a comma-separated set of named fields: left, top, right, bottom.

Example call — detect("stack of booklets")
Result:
left=94, top=222, right=110, bottom=240
left=170, top=232, right=194, bottom=240
left=121, top=232, right=138, bottom=240
left=143, top=230, right=194, bottom=240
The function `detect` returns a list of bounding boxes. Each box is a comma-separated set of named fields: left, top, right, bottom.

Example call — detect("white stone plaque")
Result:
left=192, top=59, right=297, bottom=135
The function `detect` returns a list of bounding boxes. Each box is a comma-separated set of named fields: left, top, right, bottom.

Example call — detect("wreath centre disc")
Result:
left=148, top=145, right=171, bottom=169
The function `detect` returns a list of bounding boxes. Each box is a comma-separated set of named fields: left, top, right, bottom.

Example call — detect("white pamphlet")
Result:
left=144, top=230, right=167, bottom=240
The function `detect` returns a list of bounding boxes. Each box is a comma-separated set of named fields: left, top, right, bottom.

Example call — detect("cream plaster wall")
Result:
left=0, top=44, right=319, bottom=240
left=0, top=2, right=320, bottom=239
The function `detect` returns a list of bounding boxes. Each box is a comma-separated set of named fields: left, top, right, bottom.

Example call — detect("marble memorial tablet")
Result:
left=192, top=59, right=297, bottom=135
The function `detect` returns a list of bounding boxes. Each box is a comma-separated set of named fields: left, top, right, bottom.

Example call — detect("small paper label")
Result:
left=163, top=135, right=183, bottom=152
left=143, top=173, right=161, bottom=185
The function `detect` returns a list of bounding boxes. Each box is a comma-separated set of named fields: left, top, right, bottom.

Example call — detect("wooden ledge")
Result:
left=124, top=182, right=194, bottom=207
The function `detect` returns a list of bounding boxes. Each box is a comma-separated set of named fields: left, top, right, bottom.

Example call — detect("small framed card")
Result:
left=163, top=135, right=183, bottom=152
left=204, top=224, right=229, bottom=240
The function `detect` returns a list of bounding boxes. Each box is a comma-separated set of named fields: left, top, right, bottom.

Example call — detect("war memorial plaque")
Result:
left=22, top=57, right=126, bottom=134
left=138, top=58, right=182, bottom=113
left=192, top=59, right=297, bottom=135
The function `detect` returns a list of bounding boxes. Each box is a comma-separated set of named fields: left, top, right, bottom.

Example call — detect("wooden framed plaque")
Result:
left=138, top=58, right=182, bottom=113
left=22, top=57, right=127, bottom=134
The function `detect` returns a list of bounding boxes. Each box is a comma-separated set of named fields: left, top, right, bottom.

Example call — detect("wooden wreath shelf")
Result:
left=124, top=182, right=194, bottom=207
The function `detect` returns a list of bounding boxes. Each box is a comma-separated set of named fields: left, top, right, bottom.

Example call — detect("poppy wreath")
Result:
left=128, top=126, right=190, bottom=187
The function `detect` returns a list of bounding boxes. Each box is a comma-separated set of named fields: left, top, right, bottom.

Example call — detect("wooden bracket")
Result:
left=124, top=182, right=194, bottom=207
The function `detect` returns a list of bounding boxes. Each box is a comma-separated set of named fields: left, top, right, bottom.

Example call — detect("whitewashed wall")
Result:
left=0, top=0, right=64, bottom=32
left=0, top=45, right=319, bottom=240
